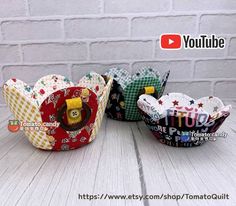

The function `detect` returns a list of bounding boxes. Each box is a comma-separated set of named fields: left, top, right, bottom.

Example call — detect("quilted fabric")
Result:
left=105, top=68, right=170, bottom=121
left=40, top=87, right=98, bottom=151
left=3, top=72, right=112, bottom=151
left=32, top=74, right=74, bottom=106
left=137, top=93, right=231, bottom=147
left=78, top=72, right=106, bottom=99
left=3, top=84, right=53, bottom=150
left=89, top=76, right=113, bottom=142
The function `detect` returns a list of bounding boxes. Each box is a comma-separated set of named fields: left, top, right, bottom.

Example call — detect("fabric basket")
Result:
left=3, top=72, right=112, bottom=151
left=104, top=68, right=170, bottom=121
left=137, top=92, right=231, bottom=147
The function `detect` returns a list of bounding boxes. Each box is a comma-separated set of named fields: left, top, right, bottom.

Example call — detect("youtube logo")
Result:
left=160, top=34, right=182, bottom=49
left=160, top=34, right=225, bottom=50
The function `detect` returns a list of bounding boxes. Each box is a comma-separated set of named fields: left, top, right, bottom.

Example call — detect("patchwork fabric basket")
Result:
left=105, top=68, right=170, bottom=121
left=137, top=93, right=231, bottom=147
left=3, top=72, right=112, bottom=151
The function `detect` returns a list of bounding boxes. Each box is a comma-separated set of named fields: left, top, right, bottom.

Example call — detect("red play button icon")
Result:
left=160, top=34, right=182, bottom=49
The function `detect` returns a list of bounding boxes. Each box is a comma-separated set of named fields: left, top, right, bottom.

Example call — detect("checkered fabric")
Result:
left=89, top=77, right=113, bottom=142
left=3, top=86, right=52, bottom=150
left=105, top=68, right=168, bottom=121
left=105, top=67, right=132, bottom=89
left=124, top=76, right=161, bottom=120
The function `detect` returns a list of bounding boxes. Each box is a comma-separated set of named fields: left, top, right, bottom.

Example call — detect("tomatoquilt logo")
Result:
left=160, top=34, right=225, bottom=50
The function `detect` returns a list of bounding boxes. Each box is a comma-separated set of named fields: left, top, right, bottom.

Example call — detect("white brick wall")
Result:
left=21, top=42, right=87, bottom=62
left=173, top=0, right=236, bottom=11
left=90, top=40, right=153, bottom=60
left=28, top=0, right=100, bottom=15
left=0, top=0, right=236, bottom=106
left=1, top=20, right=62, bottom=41
left=200, top=14, right=236, bottom=34
left=0, top=0, right=26, bottom=17
left=65, top=18, right=129, bottom=39
left=131, top=16, right=197, bottom=37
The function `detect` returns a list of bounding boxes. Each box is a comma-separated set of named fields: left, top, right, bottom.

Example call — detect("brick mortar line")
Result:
left=212, top=81, right=218, bottom=96
left=16, top=58, right=236, bottom=64
left=67, top=63, right=72, bottom=80
left=1, top=36, right=235, bottom=43
left=127, top=17, right=132, bottom=37
left=128, top=62, right=133, bottom=72
left=0, top=21, right=2, bottom=41
left=227, top=37, right=234, bottom=56
left=1, top=61, right=133, bottom=66
left=152, top=40, right=156, bottom=59
left=99, top=0, right=105, bottom=14
left=61, top=19, right=65, bottom=40
left=86, top=41, right=91, bottom=61
left=190, top=60, right=195, bottom=79
left=1, top=35, right=236, bottom=45
left=18, top=44, right=24, bottom=63
left=24, top=0, right=30, bottom=16
left=1, top=57, right=236, bottom=67
left=0, top=19, right=63, bottom=23
left=63, top=16, right=129, bottom=21
left=2, top=58, right=236, bottom=65
left=168, top=79, right=236, bottom=83
left=132, top=58, right=236, bottom=62
left=169, top=0, right=174, bottom=12
left=225, top=36, right=230, bottom=57
left=210, top=81, right=215, bottom=95
left=0, top=38, right=158, bottom=44
left=1, top=11, right=236, bottom=21
left=196, top=13, right=201, bottom=34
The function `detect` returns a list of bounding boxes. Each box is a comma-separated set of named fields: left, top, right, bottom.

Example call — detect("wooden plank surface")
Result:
left=0, top=102, right=235, bottom=206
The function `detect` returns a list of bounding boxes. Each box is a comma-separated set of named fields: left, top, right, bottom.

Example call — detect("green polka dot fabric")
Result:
left=105, top=68, right=170, bottom=121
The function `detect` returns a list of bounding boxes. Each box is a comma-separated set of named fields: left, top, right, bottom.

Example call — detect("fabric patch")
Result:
left=105, top=68, right=169, bottom=121
left=33, top=74, right=74, bottom=106
left=105, top=67, right=131, bottom=89
left=105, top=79, right=126, bottom=120
left=89, top=77, right=113, bottom=142
left=39, top=87, right=98, bottom=151
left=124, top=76, right=161, bottom=121
left=4, top=78, right=35, bottom=105
left=3, top=85, right=52, bottom=150
left=137, top=93, right=231, bottom=147
left=77, top=72, right=106, bottom=99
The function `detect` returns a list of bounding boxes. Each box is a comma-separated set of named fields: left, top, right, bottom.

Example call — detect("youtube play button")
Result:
left=160, top=34, right=182, bottom=49
left=169, top=39, right=174, bottom=45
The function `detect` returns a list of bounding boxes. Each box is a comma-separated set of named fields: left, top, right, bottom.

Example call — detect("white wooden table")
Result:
left=0, top=101, right=235, bottom=206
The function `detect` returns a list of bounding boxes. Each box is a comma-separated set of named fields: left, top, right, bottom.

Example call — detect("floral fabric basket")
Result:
left=3, top=72, right=112, bottom=151
left=105, top=68, right=170, bottom=121
left=137, top=93, right=231, bottom=147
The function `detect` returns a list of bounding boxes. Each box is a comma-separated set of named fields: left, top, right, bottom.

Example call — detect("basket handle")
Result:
left=138, top=86, right=159, bottom=99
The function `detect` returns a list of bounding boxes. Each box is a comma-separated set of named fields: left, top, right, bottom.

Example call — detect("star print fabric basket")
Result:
left=3, top=72, right=112, bottom=151
left=104, top=68, right=170, bottom=121
left=137, top=93, right=231, bottom=147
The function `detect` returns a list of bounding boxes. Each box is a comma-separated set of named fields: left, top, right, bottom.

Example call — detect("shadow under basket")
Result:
left=137, top=93, right=231, bottom=147
left=3, top=73, right=112, bottom=151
